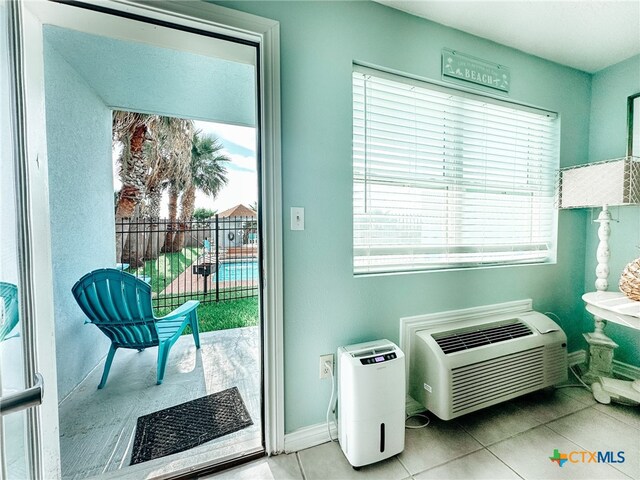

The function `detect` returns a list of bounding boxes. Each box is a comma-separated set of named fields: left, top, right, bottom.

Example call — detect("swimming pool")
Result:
left=217, top=261, right=259, bottom=282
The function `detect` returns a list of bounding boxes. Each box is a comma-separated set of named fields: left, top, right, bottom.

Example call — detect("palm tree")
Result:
left=113, top=111, right=154, bottom=218
left=113, top=112, right=194, bottom=263
left=160, top=181, right=181, bottom=253
left=142, top=117, right=193, bottom=259
left=142, top=117, right=193, bottom=218
left=170, top=132, right=229, bottom=251
left=113, top=111, right=155, bottom=266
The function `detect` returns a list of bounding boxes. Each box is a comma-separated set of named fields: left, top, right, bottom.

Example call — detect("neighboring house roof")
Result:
left=218, top=204, right=256, bottom=218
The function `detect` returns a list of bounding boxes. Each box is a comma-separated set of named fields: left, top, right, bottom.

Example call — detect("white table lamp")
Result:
left=559, top=156, right=640, bottom=384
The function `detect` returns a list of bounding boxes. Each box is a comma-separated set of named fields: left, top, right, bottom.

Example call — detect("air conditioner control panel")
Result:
left=360, top=352, right=397, bottom=365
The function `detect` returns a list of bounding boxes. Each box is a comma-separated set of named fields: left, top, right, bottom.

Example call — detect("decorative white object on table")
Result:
left=620, top=257, right=640, bottom=301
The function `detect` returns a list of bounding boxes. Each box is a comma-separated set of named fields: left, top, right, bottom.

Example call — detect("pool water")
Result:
left=217, top=261, right=259, bottom=282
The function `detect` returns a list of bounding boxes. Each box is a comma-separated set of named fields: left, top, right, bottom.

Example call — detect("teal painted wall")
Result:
left=585, top=54, right=640, bottom=365
left=44, top=39, right=114, bottom=401
left=588, top=55, right=640, bottom=162
left=215, top=1, right=592, bottom=431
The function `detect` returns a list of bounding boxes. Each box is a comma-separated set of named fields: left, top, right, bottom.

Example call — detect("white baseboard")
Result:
left=567, top=349, right=639, bottom=380
left=283, top=422, right=337, bottom=453
left=568, top=349, right=587, bottom=366
left=613, top=359, right=640, bottom=380
left=284, top=394, right=425, bottom=454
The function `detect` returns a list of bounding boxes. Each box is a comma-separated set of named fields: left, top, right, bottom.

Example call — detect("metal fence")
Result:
left=115, top=216, right=259, bottom=310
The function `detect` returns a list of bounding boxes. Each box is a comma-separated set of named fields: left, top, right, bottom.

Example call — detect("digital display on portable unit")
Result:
left=359, top=352, right=397, bottom=365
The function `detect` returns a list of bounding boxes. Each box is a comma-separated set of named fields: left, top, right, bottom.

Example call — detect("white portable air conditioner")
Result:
left=411, top=311, right=567, bottom=420
left=338, top=340, right=405, bottom=468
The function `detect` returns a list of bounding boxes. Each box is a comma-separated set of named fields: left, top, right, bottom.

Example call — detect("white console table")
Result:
left=582, top=291, right=640, bottom=405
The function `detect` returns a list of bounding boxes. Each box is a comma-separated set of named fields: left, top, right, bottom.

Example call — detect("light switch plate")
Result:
left=291, top=207, right=304, bottom=230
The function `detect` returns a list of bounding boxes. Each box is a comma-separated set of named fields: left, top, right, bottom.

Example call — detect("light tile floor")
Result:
left=206, top=384, right=639, bottom=480
left=58, top=327, right=261, bottom=479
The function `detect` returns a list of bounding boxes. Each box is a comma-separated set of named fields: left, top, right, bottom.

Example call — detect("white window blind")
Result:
left=353, top=66, right=559, bottom=275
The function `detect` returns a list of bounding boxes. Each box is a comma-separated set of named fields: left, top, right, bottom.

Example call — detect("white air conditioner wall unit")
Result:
left=410, top=310, right=567, bottom=420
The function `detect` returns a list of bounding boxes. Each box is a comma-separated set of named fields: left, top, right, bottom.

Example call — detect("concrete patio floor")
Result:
left=58, top=326, right=262, bottom=479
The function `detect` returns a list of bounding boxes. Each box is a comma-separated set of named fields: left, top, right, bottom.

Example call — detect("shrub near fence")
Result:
left=115, top=216, right=259, bottom=310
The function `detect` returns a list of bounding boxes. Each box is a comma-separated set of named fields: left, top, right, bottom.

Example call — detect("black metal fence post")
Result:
left=215, top=214, right=220, bottom=303
left=115, top=215, right=257, bottom=310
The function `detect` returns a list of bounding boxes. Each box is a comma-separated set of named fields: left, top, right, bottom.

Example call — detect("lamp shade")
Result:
left=559, top=156, right=640, bottom=209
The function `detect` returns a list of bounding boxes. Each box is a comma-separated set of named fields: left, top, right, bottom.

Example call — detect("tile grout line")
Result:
left=554, top=386, right=594, bottom=405
left=395, top=450, right=413, bottom=478
left=589, top=404, right=640, bottom=432
left=454, top=387, right=593, bottom=449
left=455, top=418, right=509, bottom=448
left=544, top=408, right=636, bottom=480
left=474, top=400, right=593, bottom=450
left=295, top=452, right=307, bottom=480
left=405, top=443, right=484, bottom=478
left=548, top=425, right=635, bottom=480
left=484, top=446, right=525, bottom=480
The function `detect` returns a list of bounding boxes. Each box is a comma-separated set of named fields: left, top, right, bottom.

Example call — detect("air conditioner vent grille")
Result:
left=433, top=319, right=533, bottom=354
left=451, top=347, right=545, bottom=413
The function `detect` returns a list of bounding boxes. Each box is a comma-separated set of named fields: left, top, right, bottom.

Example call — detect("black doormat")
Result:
left=130, top=386, right=253, bottom=465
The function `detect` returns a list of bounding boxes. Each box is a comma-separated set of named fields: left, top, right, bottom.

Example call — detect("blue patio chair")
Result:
left=0, top=282, right=19, bottom=342
left=71, top=269, right=200, bottom=388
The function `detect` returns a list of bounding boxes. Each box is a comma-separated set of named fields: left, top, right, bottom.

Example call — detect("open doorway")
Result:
left=43, top=16, right=264, bottom=479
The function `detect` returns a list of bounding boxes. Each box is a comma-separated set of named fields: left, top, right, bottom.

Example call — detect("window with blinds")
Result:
left=353, top=66, right=559, bottom=275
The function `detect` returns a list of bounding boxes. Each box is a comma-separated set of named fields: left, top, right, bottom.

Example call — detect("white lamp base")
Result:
left=582, top=331, right=618, bottom=384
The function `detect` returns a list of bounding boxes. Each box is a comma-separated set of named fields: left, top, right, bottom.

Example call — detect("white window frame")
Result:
left=353, top=65, right=559, bottom=275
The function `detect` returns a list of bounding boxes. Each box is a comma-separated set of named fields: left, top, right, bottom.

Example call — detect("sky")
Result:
left=113, top=119, right=257, bottom=217
left=191, top=120, right=257, bottom=215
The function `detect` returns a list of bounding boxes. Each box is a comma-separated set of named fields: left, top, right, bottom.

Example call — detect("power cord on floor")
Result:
left=325, top=360, right=338, bottom=442
left=555, top=364, right=592, bottom=392
left=405, top=412, right=430, bottom=429
left=542, top=311, right=593, bottom=392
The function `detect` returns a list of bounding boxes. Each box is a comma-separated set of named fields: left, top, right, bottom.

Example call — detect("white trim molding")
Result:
left=283, top=423, right=337, bottom=454
left=568, top=349, right=587, bottom=366
left=613, top=359, right=640, bottom=380
left=567, top=349, right=639, bottom=379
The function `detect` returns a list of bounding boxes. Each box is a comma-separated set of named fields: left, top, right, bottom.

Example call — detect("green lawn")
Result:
left=128, top=248, right=258, bottom=334
left=127, top=247, right=199, bottom=294
left=192, top=297, right=259, bottom=332
left=155, top=296, right=259, bottom=334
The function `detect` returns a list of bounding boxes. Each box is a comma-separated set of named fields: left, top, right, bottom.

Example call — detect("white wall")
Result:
left=44, top=40, right=114, bottom=401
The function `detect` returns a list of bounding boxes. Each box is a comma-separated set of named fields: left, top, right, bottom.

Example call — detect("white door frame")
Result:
left=22, top=0, right=284, bottom=475
left=13, top=3, right=62, bottom=478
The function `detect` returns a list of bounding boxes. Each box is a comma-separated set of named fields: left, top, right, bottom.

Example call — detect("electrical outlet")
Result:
left=319, top=354, right=334, bottom=379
